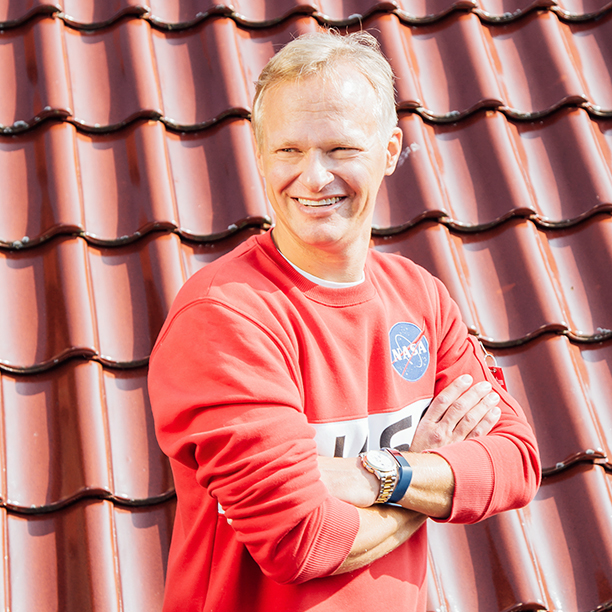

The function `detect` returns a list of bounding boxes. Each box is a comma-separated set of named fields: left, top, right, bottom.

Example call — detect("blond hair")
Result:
left=251, top=30, right=397, bottom=145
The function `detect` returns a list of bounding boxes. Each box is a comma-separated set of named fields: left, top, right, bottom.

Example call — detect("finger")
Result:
left=462, top=407, right=501, bottom=440
left=464, top=401, right=502, bottom=439
left=453, top=392, right=501, bottom=439
left=424, top=375, right=473, bottom=422
left=438, top=380, right=493, bottom=428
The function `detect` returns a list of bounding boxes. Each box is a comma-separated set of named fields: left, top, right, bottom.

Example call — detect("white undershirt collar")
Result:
left=278, top=250, right=365, bottom=289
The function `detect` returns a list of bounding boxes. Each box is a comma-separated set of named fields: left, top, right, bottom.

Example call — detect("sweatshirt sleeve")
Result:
left=427, top=276, right=541, bottom=524
left=148, top=298, right=359, bottom=583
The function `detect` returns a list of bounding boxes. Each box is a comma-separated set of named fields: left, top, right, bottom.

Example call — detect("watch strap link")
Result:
left=376, top=470, right=397, bottom=504
left=384, top=448, right=413, bottom=504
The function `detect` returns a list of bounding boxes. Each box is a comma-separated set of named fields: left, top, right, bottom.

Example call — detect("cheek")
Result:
left=346, top=163, right=385, bottom=196
left=266, top=166, right=297, bottom=196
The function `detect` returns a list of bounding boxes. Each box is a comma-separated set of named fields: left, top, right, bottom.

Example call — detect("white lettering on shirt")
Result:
left=310, top=398, right=431, bottom=457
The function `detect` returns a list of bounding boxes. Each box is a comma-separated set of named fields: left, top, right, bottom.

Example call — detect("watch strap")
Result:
left=384, top=448, right=413, bottom=503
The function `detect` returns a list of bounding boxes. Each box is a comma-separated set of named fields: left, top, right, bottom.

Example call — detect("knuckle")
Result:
left=469, top=426, right=487, bottom=439
left=450, top=398, right=469, bottom=415
left=429, top=429, right=445, bottom=447
left=461, top=411, right=478, bottom=428
left=435, top=391, right=452, bottom=407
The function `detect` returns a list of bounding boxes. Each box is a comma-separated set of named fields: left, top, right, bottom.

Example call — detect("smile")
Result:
left=296, top=196, right=343, bottom=207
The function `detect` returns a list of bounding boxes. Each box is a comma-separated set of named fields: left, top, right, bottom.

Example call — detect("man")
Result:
left=148, top=31, right=540, bottom=612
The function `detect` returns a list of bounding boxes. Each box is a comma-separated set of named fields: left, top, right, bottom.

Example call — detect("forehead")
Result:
left=259, top=71, right=380, bottom=143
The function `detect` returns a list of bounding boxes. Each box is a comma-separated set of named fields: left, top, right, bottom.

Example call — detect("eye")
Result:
left=331, top=146, right=359, bottom=156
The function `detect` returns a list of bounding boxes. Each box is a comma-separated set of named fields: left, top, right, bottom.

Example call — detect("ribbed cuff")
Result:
left=428, top=439, right=495, bottom=524
left=294, top=496, right=360, bottom=583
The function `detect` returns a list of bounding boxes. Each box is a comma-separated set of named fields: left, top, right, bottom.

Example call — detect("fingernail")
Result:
left=460, top=375, right=473, bottom=385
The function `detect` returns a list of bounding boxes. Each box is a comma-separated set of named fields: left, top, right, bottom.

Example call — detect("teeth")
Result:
left=297, top=196, right=342, bottom=207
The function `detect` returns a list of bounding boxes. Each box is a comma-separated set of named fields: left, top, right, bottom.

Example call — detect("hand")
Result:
left=317, top=456, right=378, bottom=507
left=409, top=375, right=501, bottom=453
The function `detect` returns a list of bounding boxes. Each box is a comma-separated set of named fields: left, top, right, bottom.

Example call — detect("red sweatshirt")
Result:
left=148, top=230, right=540, bottom=612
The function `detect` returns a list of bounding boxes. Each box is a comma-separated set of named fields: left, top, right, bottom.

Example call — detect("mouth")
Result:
left=295, top=196, right=344, bottom=208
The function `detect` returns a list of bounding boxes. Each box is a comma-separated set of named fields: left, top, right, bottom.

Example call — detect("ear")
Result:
left=255, top=145, right=264, bottom=176
left=253, top=128, right=265, bottom=176
left=384, top=127, right=403, bottom=176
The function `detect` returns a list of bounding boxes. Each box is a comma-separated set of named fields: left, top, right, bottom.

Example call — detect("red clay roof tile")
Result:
left=376, top=221, right=571, bottom=344
left=0, top=122, right=82, bottom=247
left=555, top=0, right=612, bottom=17
left=64, top=18, right=162, bottom=130
left=2, top=361, right=173, bottom=509
left=77, top=120, right=177, bottom=243
left=0, top=17, right=71, bottom=130
left=524, top=465, right=612, bottom=611
left=0, top=237, right=96, bottom=371
left=88, top=233, right=184, bottom=365
left=7, top=499, right=175, bottom=611
left=61, top=0, right=148, bottom=27
left=0, top=1, right=60, bottom=27
left=494, top=335, right=608, bottom=472
left=428, top=508, right=547, bottom=611
left=166, top=120, right=270, bottom=239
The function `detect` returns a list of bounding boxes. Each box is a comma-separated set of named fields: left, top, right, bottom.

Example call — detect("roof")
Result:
left=1, top=1, right=612, bottom=610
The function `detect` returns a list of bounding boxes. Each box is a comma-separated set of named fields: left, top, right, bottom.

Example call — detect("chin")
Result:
left=298, top=228, right=349, bottom=248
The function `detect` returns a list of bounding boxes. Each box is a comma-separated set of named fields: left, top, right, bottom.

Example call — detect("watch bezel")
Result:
left=364, top=449, right=396, bottom=472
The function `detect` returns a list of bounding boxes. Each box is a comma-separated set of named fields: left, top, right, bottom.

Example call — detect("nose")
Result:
left=299, top=150, right=334, bottom=192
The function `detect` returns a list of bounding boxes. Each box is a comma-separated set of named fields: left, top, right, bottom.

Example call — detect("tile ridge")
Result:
left=0, top=353, right=148, bottom=375
left=541, top=451, right=608, bottom=476
left=0, top=224, right=272, bottom=253
left=3, top=4, right=612, bottom=33
left=2, top=110, right=254, bottom=137
left=371, top=208, right=612, bottom=236
left=3, top=490, right=176, bottom=516
left=0, top=3, right=60, bottom=29
left=407, top=99, right=604, bottom=125
left=475, top=328, right=612, bottom=349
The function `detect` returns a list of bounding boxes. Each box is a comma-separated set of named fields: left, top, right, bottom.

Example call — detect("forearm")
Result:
left=318, top=453, right=455, bottom=519
left=333, top=505, right=426, bottom=574
left=395, top=452, right=454, bottom=519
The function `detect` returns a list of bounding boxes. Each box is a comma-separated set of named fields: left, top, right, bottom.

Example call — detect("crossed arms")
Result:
left=318, top=374, right=509, bottom=573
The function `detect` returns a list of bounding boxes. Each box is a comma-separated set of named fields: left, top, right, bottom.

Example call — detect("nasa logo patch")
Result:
left=389, top=322, right=430, bottom=382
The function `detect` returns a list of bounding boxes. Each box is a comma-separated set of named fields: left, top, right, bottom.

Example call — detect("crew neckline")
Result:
left=256, top=231, right=377, bottom=307
left=277, top=250, right=366, bottom=288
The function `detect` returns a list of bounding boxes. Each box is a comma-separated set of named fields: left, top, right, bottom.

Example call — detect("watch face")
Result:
left=367, top=450, right=395, bottom=472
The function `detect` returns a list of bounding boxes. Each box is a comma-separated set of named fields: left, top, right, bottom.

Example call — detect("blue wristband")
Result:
left=384, top=448, right=413, bottom=503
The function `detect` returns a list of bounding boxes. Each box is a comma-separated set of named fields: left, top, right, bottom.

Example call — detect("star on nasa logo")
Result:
left=389, top=322, right=430, bottom=382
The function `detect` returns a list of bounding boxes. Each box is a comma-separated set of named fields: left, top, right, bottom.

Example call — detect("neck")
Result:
left=271, top=230, right=369, bottom=283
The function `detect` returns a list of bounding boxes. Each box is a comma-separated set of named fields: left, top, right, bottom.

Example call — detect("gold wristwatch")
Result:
left=359, top=449, right=398, bottom=504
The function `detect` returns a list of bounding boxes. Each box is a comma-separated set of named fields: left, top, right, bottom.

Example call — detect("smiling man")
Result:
left=254, top=65, right=401, bottom=282
left=149, top=31, right=540, bottom=612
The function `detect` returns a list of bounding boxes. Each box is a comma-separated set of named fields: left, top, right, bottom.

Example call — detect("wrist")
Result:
left=393, top=451, right=455, bottom=518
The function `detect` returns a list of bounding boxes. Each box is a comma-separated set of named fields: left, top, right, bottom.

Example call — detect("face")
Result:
left=255, top=70, right=402, bottom=278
